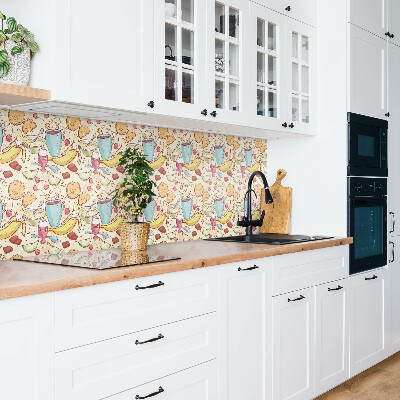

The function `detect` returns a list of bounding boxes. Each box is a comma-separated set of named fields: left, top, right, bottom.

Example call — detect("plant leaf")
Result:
left=11, top=32, right=21, bottom=42
left=6, top=17, right=17, bottom=34
left=0, top=50, right=8, bottom=63
left=27, top=41, right=39, bottom=53
left=0, top=12, right=6, bottom=20
left=0, top=61, right=10, bottom=78
left=0, top=31, right=6, bottom=43
left=11, top=45, right=24, bottom=56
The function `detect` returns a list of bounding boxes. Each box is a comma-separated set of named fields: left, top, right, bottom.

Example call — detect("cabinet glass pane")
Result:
left=257, top=88, right=265, bottom=116
left=216, top=80, right=225, bottom=108
left=257, top=52, right=265, bottom=84
left=302, top=35, right=309, bottom=63
left=229, top=81, right=239, bottom=111
left=268, top=23, right=276, bottom=51
left=215, top=2, right=225, bottom=34
left=165, top=24, right=177, bottom=62
left=215, top=39, right=225, bottom=73
left=292, top=97, right=299, bottom=121
left=165, top=0, right=177, bottom=19
left=182, top=0, right=194, bottom=24
left=292, top=32, right=298, bottom=58
left=182, top=29, right=194, bottom=65
left=229, top=43, right=239, bottom=76
left=165, top=68, right=177, bottom=101
left=292, top=63, right=299, bottom=91
left=182, top=71, right=194, bottom=104
left=268, top=91, right=277, bottom=118
left=302, top=66, right=309, bottom=94
left=257, top=19, right=265, bottom=47
left=229, top=7, right=239, bottom=39
left=268, top=55, right=277, bottom=86
left=302, top=98, right=309, bottom=123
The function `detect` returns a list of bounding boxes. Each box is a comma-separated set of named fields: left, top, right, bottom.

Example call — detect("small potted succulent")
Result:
left=0, top=11, right=39, bottom=85
left=113, top=147, right=156, bottom=251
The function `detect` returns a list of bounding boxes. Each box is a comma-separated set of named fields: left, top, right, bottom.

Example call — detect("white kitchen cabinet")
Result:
left=253, top=0, right=316, bottom=27
left=387, top=0, right=400, bottom=46
left=348, top=24, right=387, bottom=120
left=349, top=268, right=389, bottom=377
left=55, top=313, right=217, bottom=400
left=218, top=259, right=270, bottom=400
left=272, top=287, right=315, bottom=400
left=205, top=0, right=251, bottom=126
left=348, top=0, right=387, bottom=39
left=0, top=293, right=55, bottom=400
left=153, top=0, right=208, bottom=120
left=388, top=42, right=400, bottom=236
left=315, top=279, right=350, bottom=397
left=388, top=237, right=400, bottom=355
left=107, top=361, right=218, bottom=400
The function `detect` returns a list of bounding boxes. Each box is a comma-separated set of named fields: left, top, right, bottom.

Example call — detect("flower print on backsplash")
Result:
left=0, top=110, right=267, bottom=259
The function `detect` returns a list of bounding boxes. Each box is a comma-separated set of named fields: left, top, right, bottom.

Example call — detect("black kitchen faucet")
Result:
left=237, top=171, right=274, bottom=238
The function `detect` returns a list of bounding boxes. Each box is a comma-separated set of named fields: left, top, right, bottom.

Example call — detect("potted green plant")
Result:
left=112, top=147, right=156, bottom=251
left=0, top=11, right=39, bottom=85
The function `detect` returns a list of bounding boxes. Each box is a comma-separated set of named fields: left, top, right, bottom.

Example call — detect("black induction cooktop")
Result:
left=15, top=249, right=180, bottom=270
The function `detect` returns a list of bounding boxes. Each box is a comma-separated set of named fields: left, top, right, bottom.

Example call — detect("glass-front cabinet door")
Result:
left=286, top=19, right=315, bottom=135
left=206, top=0, right=251, bottom=125
left=250, top=3, right=286, bottom=131
left=154, top=0, right=207, bottom=119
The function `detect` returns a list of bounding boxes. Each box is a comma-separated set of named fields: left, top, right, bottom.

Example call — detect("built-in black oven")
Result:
left=348, top=177, right=387, bottom=275
left=348, top=113, right=388, bottom=177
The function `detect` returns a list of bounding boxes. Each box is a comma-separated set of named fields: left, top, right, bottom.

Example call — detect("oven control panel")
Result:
left=348, top=177, right=387, bottom=197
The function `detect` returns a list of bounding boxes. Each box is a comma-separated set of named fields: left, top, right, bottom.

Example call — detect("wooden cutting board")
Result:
left=260, top=169, right=292, bottom=234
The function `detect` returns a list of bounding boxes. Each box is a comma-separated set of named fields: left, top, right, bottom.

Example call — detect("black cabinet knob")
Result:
left=210, top=111, right=217, bottom=117
left=201, top=109, right=208, bottom=116
left=386, top=112, right=390, bottom=117
left=385, top=31, right=391, bottom=37
left=285, top=5, right=291, bottom=11
left=282, top=122, right=288, bottom=128
left=147, top=101, right=155, bottom=109
left=289, top=123, right=294, bottom=128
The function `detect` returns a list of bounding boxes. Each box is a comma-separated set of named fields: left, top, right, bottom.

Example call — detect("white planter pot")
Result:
left=0, top=40, right=31, bottom=86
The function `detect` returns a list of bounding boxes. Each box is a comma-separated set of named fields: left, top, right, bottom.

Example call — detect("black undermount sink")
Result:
left=207, top=234, right=333, bottom=245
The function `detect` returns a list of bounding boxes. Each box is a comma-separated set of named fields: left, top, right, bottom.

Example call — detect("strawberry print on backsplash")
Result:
left=0, top=110, right=267, bottom=259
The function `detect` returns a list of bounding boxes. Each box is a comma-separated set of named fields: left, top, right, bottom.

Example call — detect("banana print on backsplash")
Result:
left=0, top=110, right=267, bottom=259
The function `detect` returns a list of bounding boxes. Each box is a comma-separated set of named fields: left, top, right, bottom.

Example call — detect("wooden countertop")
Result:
left=0, top=237, right=352, bottom=300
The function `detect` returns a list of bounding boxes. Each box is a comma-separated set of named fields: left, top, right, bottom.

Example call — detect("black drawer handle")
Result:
left=238, top=265, right=259, bottom=272
left=328, top=285, right=343, bottom=292
left=135, top=334, right=164, bottom=345
left=288, top=294, right=305, bottom=302
left=390, top=241, right=395, bottom=263
left=136, top=386, right=164, bottom=399
left=365, top=275, right=378, bottom=281
left=135, top=281, right=164, bottom=290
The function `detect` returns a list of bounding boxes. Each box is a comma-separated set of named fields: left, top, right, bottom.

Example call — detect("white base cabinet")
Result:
left=272, top=287, right=315, bottom=400
left=0, top=293, right=55, bottom=400
left=315, top=280, right=350, bottom=397
left=218, top=259, right=270, bottom=400
left=350, top=268, right=389, bottom=377
left=388, top=237, right=400, bottom=355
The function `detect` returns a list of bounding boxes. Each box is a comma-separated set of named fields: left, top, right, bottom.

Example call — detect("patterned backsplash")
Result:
left=0, top=110, right=267, bottom=259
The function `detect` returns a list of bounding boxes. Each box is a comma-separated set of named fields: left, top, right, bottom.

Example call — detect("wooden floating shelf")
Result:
left=0, top=82, right=51, bottom=106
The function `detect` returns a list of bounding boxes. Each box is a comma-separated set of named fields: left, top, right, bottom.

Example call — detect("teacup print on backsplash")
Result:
left=0, top=110, right=267, bottom=259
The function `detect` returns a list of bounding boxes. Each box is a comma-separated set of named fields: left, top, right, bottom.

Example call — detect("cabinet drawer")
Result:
left=55, top=313, right=217, bottom=400
left=272, top=246, right=349, bottom=295
left=55, top=267, right=217, bottom=351
left=108, top=361, right=217, bottom=400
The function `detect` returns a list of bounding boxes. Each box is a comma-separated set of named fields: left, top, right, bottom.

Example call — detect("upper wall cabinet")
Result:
left=250, top=3, right=316, bottom=135
left=55, top=0, right=155, bottom=114
left=387, top=0, right=400, bottom=47
left=348, top=24, right=387, bottom=120
left=252, top=0, right=316, bottom=27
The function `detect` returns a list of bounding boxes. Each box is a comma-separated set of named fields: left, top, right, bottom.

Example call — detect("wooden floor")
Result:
left=316, top=352, right=400, bottom=399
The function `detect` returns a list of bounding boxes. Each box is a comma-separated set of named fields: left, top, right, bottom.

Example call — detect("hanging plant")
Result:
left=0, top=11, right=39, bottom=79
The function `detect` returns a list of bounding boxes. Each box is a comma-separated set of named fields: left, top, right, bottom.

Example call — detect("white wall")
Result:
left=267, top=2, right=348, bottom=237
